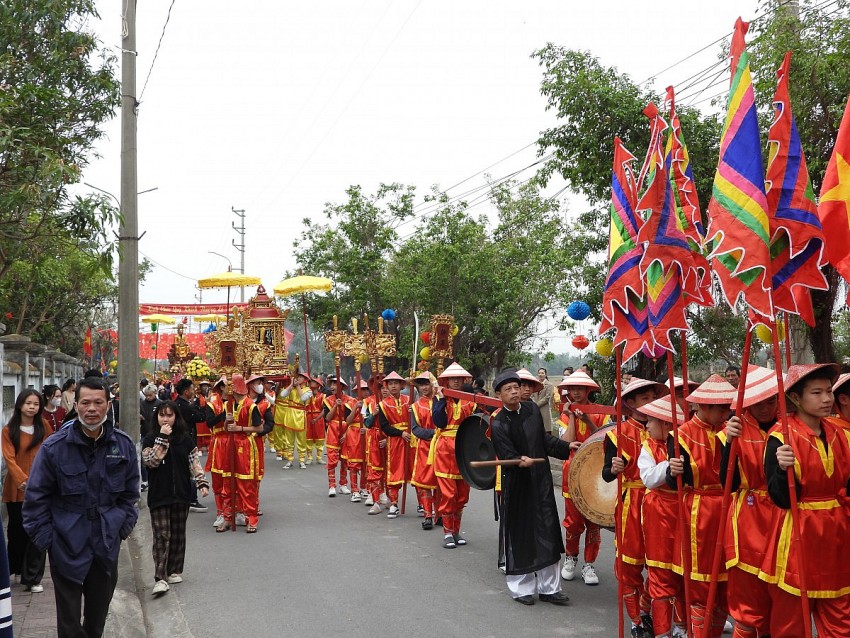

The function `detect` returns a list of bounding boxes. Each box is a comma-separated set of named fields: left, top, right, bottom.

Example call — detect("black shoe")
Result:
left=422, top=517, right=433, bottom=530
left=513, top=595, right=535, bottom=606
left=630, top=625, right=647, bottom=638
left=538, top=592, right=570, bottom=606
left=189, top=502, right=208, bottom=512
left=640, top=613, right=654, bottom=636
left=435, top=516, right=443, bottom=527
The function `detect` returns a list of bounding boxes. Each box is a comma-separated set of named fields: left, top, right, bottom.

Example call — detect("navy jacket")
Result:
left=22, top=419, right=140, bottom=584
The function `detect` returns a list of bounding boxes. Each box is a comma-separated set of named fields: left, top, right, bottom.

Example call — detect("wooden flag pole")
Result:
left=614, top=346, right=625, bottom=638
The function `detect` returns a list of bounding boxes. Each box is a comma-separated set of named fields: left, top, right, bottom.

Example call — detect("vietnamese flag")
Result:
left=83, top=326, right=93, bottom=358
left=818, top=95, right=850, bottom=304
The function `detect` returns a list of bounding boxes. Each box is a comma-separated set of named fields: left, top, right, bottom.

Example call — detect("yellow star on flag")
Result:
left=820, top=151, right=850, bottom=227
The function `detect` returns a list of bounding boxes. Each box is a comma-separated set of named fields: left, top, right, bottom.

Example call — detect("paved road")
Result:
left=148, top=453, right=622, bottom=638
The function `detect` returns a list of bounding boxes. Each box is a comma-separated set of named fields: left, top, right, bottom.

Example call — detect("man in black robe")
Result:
left=490, top=370, right=572, bottom=606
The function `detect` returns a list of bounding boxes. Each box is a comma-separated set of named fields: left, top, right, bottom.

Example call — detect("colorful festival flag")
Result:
left=765, top=52, right=827, bottom=326
left=706, top=18, right=773, bottom=319
left=817, top=95, right=850, bottom=305
left=83, top=326, right=93, bottom=358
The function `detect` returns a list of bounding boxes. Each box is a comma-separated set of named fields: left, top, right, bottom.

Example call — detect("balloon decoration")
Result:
left=421, top=331, right=431, bottom=345
left=381, top=308, right=396, bottom=321
left=571, top=335, right=590, bottom=350
left=755, top=321, right=786, bottom=344
left=641, top=342, right=667, bottom=359
left=595, top=338, right=614, bottom=357
left=451, top=325, right=459, bottom=336
left=566, top=300, right=591, bottom=321
left=420, top=347, right=431, bottom=360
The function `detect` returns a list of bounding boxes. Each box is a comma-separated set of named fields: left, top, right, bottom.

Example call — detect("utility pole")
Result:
left=119, top=0, right=140, bottom=442
left=232, top=206, right=246, bottom=301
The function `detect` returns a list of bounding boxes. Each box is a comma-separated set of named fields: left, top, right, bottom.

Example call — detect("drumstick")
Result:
left=469, top=458, right=546, bottom=467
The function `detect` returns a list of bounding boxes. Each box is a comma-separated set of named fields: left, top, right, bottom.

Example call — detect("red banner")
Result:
left=139, top=303, right=249, bottom=316
left=139, top=332, right=211, bottom=360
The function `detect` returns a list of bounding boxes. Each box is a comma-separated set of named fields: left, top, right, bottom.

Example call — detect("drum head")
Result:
left=567, top=426, right=617, bottom=529
left=455, top=413, right=496, bottom=491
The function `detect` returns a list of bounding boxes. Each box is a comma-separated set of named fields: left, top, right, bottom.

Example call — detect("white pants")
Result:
left=506, top=562, right=561, bottom=598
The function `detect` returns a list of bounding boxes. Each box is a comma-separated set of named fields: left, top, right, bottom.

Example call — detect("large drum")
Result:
left=567, top=424, right=617, bottom=529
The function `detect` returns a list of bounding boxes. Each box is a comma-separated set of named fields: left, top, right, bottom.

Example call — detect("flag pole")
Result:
left=701, top=325, right=753, bottom=637
left=614, top=345, right=624, bottom=638
left=783, top=314, right=792, bottom=370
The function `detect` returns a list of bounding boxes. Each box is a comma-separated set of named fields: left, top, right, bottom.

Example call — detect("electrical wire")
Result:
left=140, top=250, right=198, bottom=282
left=139, top=0, right=177, bottom=103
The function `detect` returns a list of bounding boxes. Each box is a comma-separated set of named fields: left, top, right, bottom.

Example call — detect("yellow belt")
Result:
left=622, top=480, right=644, bottom=489
left=427, top=427, right=457, bottom=465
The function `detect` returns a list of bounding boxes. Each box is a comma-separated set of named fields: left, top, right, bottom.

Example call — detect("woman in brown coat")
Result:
left=3, top=389, right=54, bottom=592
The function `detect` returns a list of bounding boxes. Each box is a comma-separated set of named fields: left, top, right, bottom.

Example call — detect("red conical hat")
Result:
left=558, top=370, right=600, bottom=391
left=438, top=362, right=472, bottom=385
left=833, top=372, right=850, bottom=394
left=328, top=375, right=349, bottom=389
left=517, top=368, right=544, bottom=393
left=358, top=379, right=370, bottom=390
left=672, top=376, right=699, bottom=392
left=636, top=396, right=685, bottom=423
left=414, top=372, right=434, bottom=384
left=785, top=363, right=840, bottom=393
left=246, top=373, right=265, bottom=384
left=621, top=377, right=668, bottom=399
left=214, top=375, right=227, bottom=388
left=231, top=374, right=248, bottom=395
left=687, top=374, right=736, bottom=404
left=382, top=371, right=408, bottom=385
left=733, top=364, right=778, bottom=409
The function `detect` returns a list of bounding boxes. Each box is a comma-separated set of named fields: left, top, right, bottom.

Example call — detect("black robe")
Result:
left=490, top=400, right=571, bottom=576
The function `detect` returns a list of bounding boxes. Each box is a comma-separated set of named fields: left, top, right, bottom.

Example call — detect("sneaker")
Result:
left=140, top=481, right=148, bottom=492
left=167, top=574, right=183, bottom=584
left=386, top=504, right=400, bottom=518
left=338, top=485, right=351, bottom=495
left=282, top=461, right=293, bottom=469
left=364, top=494, right=374, bottom=506
left=630, top=625, right=647, bottom=638
left=299, top=462, right=307, bottom=469
left=368, top=503, right=382, bottom=515
left=235, top=513, right=247, bottom=527
left=189, top=502, right=208, bottom=512
left=561, top=555, right=577, bottom=581
left=672, top=626, right=688, bottom=638
left=28, top=584, right=44, bottom=593
left=453, top=533, right=467, bottom=546
left=152, top=580, right=170, bottom=596
left=276, top=455, right=283, bottom=461
left=724, top=619, right=733, bottom=633
left=360, top=489, right=370, bottom=499
left=581, top=563, right=599, bottom=585
left=379, top=494, right=390, bottom=506
left=328, top=487, right=337, bottom=497
left=443, top=534, right=456, bottom=549
left=350, top=492, right=362, bottom=503
left=317, top=457, right=326, bottom=464
left=499, top=564, right=506, bottom=574
left=422, top=517, right=433, bottom=530
left=641, top=613, right=654, bottom=636
left=417, top=504, right=425, bottom=517
left=212, top=514, right=224, bottom=528
left=215, top=520, right=232, bottom=533
left=305, top=458, right=313, bottom=465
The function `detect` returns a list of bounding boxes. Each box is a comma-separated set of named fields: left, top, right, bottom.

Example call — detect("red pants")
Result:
left=327, top=447, right=348, bottom=488
left=211, top=472, right=225, bottom=516
left=615, top=560, right=649, bottom=624
left=647, top=565, right=685, bottom=637
left=416, top=487, right=435, bottom=518
left=563, top=497, right=600, bottom=563
left=436, top=476, right=469, bottom=534
left=768, top=585, right=850, bottom=638
left=688, top=580, right=728, bottom=638
left=346, top=461, right=362, bottom=492
left=221, top=477, right=259, bottom=526
left=727, top=567, right=771, bottom=635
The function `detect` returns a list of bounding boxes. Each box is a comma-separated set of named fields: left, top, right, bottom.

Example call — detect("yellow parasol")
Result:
left=197, top=268, right=262, bottom=321
left=141, top=314, right=177, bottom=325
left=195, top=314, right=227, bottom=323
left=273, top=275, right=333, bottom=379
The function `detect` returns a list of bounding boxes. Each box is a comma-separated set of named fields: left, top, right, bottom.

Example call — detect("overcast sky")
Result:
left=85, top=0, right=760, bottom=352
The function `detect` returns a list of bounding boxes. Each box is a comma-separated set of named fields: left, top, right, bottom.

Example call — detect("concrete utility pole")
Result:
left=231, top=206, right=246, bottom=300
left=118, top=0, right=140, bottom=442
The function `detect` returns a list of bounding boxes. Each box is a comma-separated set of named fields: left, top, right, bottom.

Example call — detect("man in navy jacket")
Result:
left=23, top=376, right=140, bottom=638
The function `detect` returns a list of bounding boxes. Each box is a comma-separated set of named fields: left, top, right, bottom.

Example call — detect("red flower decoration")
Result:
left=571, top=335, right=590, bottom=351
left=421, top=331, right=431, bottom=345
left=4, top=312, right=12, bottom=320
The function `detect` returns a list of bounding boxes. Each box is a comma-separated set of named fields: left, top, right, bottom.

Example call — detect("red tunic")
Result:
left=364, top=396, right=386, bottom=480
left=206, top=392, right=226, bottom=474
left=341, top=399, right=365, bottom=464
left=212, top=398, right=262, bottom=481
left=323, top=394, right=354, bottom=451
left=766, top=415, right=850, bottom=597
left=379, top=395, right=412, bottom=486
left=607, top=416, right=647, bottom=566
left=674, top=415, right=726, bottom=582
left=306, top=391, right=326, bottom=441
left=195, top=394, right=211, bottom=448
left=432, top=398, right=476, bottom=480
left=411, top=397, right=437, bottom=490
left=563, top=411, right=607, bottom=498
left=641, top=438, right=680, bottom=571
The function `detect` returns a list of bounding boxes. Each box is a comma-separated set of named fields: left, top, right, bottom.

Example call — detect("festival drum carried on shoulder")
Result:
left=455, top=413, right=496, bottom=491
left=567, top=424, right=616, bottom=529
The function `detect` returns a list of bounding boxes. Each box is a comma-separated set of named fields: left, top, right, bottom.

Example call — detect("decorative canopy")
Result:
left=197, top=270, right=262, bottom=289
left=273, top=275, right=332, bottom=297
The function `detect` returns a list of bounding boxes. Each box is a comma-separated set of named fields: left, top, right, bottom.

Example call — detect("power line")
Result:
left=140, top=250, right=197, bottom=282
left=139, top=0, right=177, bottom=103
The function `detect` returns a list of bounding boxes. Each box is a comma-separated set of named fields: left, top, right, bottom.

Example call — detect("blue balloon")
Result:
left=381, top=308, right=396, bottom=321
left=566, top=300, right=591, bottom=321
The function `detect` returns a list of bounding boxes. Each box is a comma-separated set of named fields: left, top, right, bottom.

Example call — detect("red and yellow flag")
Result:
left=83, top=326, right=93, bottom=358
left=817, top=95, right=850, bottom=305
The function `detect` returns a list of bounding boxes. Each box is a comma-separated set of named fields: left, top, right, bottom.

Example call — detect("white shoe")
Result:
left=379, top=494, right=390, bottom=506
left=364, top=494, right=375, bottom=506
left=28, top=584, right=44, bottom=593
left=368, top=503, right=382, bottom=515
left=387, top=504, right=400, bottom=519
left=317, top=457, right=326, bottom=464
left=360, top=489, right=370, bottom=499
left=724, top=620, right=734, bottom=633
left=328, top=487, right=337, bottom=497
left=350, top=492, right=362, bottom=503
left=561, top=555, right=577, bottom=581
left=213, top=514, right=224, bottom=527
left=672, top=626, right=688, bottom=638
left=235, top=513, right=247, bottom=527
left=283, top=461, right=293, bottom=469
left=152, top=580, right=170, bottom=596
left=338, top=485, right=351, bottom=495
left=167, top=574, right=183, bottom=584
left=581, top=563, right=599, bottom=585
left=499, top=565, right=506, bottom=574
left=299, top=462, right=307, bottom=469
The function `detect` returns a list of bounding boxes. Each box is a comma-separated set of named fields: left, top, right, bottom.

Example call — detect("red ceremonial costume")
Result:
left=411, top=396, right=438, bottom=518
left=364, top=395, right=386, bottom=502
left=378, top=394, right=412, bottom=505
left=431, top=396, right=476, bottom=536
left=205, top=390, right=228, bottom=516
left=764, top=415, right=850, bottom=637
left=306, top=389, right=326, bottom=460
left=342, top=396, right=366, bottom=493
left=218, top=396, right=263, bottom=527
left=324, top=394, right=355, bottom=489
left=195, top=393, right=212, bottom=451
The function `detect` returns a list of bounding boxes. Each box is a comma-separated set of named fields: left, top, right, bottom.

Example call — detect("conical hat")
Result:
left=833, top=372, right=850, bottom=394
left=438, top=362, right=472, bottom=384
left=733, top=364, right=778, bottom=409
left=687, top=374, right=736, bottom=404
left=785, top=363, right=840, bottom=393
left=231, top=374, right=248, bottom=395
left=357, top=379, right=370, bottom=390
left=516, top=368, right=544, bottom=393
left=328, top=375, right=349, bottom=389
left=382, top=371, right=408, bottom=385
left=621, top=377, right=668, bottom=400
left=246, top=373, right=265, bottom=384
left=558, top=370, right=600, bottom=391
left=414, top=372, right=434, bottom=384
left=636, top=396, right=685, bottom=423
left=672, top=376, right=699, bottom=392
left=214, top=375, right=227, bottom=388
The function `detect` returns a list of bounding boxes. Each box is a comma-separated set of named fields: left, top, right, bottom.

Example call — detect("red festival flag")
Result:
left=765, top=52, right=827, bottom=325
left=817, top=95, right=850, bottom=305
left=83, top=326, right=93, bottom=358
left=706, top=18, right=773, bottom=320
